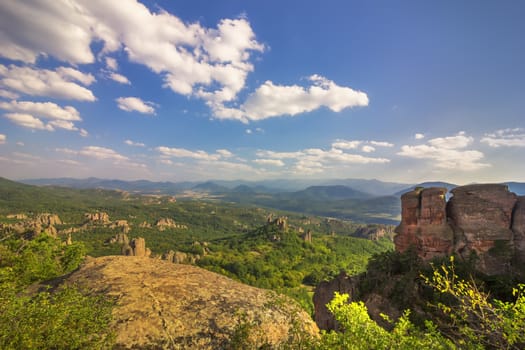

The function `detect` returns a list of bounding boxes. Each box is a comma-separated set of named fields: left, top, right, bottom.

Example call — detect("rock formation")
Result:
left=58, top=256, right=318, bottom=349
left=313, top=272, right=356, bottom=330
left=109, top=220, right=130, bottom=233
left=155, top=218, right=188, bottom=231
left=394, top=184, right=525, bottom=275
left=84, top=212, right=110, bottom=224
left=34, top=213, right=62, bottom=226
left=122, top=237, right=150, bottom=257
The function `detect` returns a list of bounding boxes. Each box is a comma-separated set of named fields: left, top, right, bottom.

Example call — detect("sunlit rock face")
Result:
left=394, top=187, right=454, bottom=260
left=395, top=184, right=524, bottom=276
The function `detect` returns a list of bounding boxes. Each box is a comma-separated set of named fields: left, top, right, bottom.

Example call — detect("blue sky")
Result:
left=0, top=0, right=524, bottom=184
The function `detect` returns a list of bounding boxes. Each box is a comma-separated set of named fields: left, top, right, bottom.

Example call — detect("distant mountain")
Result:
left=192, top=181, right=229, bottom=193
left=394, top=181, right=458, bottom=197
left=289, top=185, right=373, bottom=200
left=319, top=179, right=410, bottom=197
left=21, top=177, right=196, bottom=194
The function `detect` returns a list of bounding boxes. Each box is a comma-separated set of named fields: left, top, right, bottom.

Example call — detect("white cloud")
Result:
left=361, top=145, right=375, bottom=153
left=0, top=1, right=264, bottom=110
left=481, top=128, right=525, bottom=147
left=0, top=64, right=96, bottom=101
left=109, top=72, right=131, bottom=84
left=105, top=57, right=118, bottom=70
left=398, top=132, right=489, bottom=170
left=156, top=146, right=234, bottom=161
left=213, top=75, right=368, bottom=122
left=254, top=159, right=285, bottom=167
left=79, top=128, right=88, bottom=137
left=4, top=113, right=53, bottom=130
left=0, top=100, right=85, bottom=134
left=80, top=146, right=128, bottom=161
left=427, top=131, right=472, bottom=149
left=256, top=145, right=390, bottom=176
left=245, top=129, right=253, bottom=134
left=216, top=149, right=233, bottom=158
left=0, top=89, right=19, bottom=99
left=0, top=133, right=5, bottom=144
left=124, top=139, right=145, bottom=147
left=56, top=67, right=96, bottom=85
left=369, top=140, right=394, bottom=147
left=116, top=97, right=155, bottom=114
left=415, top=133, right=425, bottom=140
left=332, top=140, right=361, bottom=150
left=0, top=100, right=81, bottom=121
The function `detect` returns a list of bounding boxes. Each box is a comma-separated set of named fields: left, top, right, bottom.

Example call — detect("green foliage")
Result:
left=0, top=286, right=114, bottom=350
left=317, top=293, right=454, bottom=350
left=0, top=234, right=114, bottom=349
left=423, top=256, right=525, bottom=349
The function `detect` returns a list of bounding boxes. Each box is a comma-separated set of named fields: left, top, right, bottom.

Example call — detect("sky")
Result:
left=0, top=0, right=524, bottom=185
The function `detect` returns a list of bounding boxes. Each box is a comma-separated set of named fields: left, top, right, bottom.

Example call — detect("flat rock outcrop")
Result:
left=60, top=256, right=318, bottom=349
left=394, top=184, right=524, bottom=275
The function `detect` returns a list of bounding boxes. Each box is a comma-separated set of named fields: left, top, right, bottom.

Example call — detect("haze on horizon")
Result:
left=0, top=1, right=524, bottom=185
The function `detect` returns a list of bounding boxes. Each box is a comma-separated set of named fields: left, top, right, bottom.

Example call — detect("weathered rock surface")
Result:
left=61, top=256, right=318, bottom=349
left=313, top=272, right=357, bottom=330
left=394, top=188, right=454, bottom=260
left=394, top=184, right=525, bottom=275
left=34, top=213, right=62, bottom=226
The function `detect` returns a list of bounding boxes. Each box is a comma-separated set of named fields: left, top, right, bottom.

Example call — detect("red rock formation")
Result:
left=394, top=187, right=454, bottom=260
left=395, top=184, right=522, bottom=275
left=448, top=184, right=517, bottom=275
left=512, top=196, right=525, bottom=269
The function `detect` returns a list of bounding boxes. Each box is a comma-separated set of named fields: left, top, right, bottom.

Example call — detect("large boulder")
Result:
left=448, top=184, right=517, bottom=275
left=61, top=256, right=318, bottom=349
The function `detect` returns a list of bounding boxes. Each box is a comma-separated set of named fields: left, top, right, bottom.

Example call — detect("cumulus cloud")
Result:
left=0, top=100, right=81, bottom=121
left=109, top=72, right=131, bottom=84
left=370, top=140, right=394, bottom=147
left=79, top=146, right=128, bottom=161
left=332, top=139, right=393, bottom=152
left=253, top=159, right=285, bottom=167
left=0, top=64, right=96, bottom=101
left=124, top=139, right=145, bottom=147
left=415, top=133, right=425, bottom=140
left=255, top=144, right=389, bottom=175
left=213, top=75, right=368, bottom=122
left=56, top=146, right=147, bottom=170
left=0, top=133, right=5, bottom=144
left=116, top=97, right=155, bottom=114
left=4, top=113, right=53, bottom=130
left=481, top=128, right=525, bottom=147
left=0, top=1, right=264, bottom=110
left=332, top=140, right=361, bottom=150
left=398, top=132, right=489, bottom=170
left=0, top=100, right=85, bottom=134
left=156, top=146, right=233, bottom=161
left=0, top=89, right=19, bottom=99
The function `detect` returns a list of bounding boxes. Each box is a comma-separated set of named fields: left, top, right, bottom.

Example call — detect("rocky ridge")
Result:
left=59, top=256, right=318, bottom=349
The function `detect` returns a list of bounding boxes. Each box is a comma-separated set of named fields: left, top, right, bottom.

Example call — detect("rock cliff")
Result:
left=59, top=256, right=318, bottom=349
left=394, top=184, right=524, bottom=275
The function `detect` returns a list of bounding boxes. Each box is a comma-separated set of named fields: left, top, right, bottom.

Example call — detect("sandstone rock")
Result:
left=448, top=184, right=517, bottom=275
left=394, top=187, right=454, bottom=260
left=130, top=237, right=146, bottom=257
left=110, top=220, right=130, bottom=233
left=313, top=271, right=357, bottom=330
left=394, top=184, right=523, bottom=275
left=84, top=212, right=110, bottom=224
left=155, top=218, right=188, bottom=231
left=301, top=230, right=313, bottom=243
left=6, top=213, right=27, bottom=220
left=512, top=196, right=525, bottom=268
left=35, top=213, right=62, bottom=226
left=60, top=256, right=318, bottom=349
left=108, top=233, right=129, bottom=245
